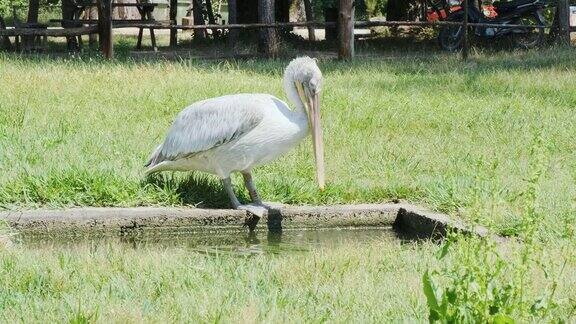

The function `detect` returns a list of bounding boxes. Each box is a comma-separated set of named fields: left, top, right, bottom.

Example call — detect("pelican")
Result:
left=145, top=57, right=324, bottom=216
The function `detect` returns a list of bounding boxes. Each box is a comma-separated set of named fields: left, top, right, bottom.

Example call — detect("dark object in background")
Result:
left=386, top=0, right=421, bottom=21
left=0, top=15, right=12, bottom=50
left=324, top=6, right=338, bottom=41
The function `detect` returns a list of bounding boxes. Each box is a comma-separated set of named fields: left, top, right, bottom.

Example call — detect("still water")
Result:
left=13, top=227, right=399, bottom=256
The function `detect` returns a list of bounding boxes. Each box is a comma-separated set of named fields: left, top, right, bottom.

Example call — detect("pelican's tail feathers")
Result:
left=145, top=144, right=163, bottom=169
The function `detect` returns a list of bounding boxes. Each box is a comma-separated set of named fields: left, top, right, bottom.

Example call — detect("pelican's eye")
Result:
left=309, top=77, right=322, bottom=94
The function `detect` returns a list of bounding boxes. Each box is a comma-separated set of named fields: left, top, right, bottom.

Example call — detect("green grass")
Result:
left=0, top=238, right=435, bottom=322
left=1, top=48, right=575, bottom=233
left=0, top=234, right=574, bottom=322
left=1, top=48, right=576, bottom=321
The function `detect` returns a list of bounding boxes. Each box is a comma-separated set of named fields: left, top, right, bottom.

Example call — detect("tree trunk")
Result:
left=558, top=0, right=571, bottom=45
left=324, top=7, right=338, bottom=41
left=238, top=0, right=259, bottom=23
left=27, top=0, right=40, bottom=23
left=275, top=0, right=290, bottom=22
left=169, top=0, right=178, bottom=46
left=88, top=7, right=97, bottom=46
left=227, top=0, right=238, bottom=52
left=62, top=0, right=80, bottom=51
left=97, top=0, right=113, bottom=58
left=205, top=0, right=220, bottom=37
left=303, top=0, right=315, bottom=41
left=192, top=0, right=205, bottom=40
left=0, top=15, right=12, bottom=50
left=258, top=0, right=278, bottom=57
left=23, top=0, right=40, bottom=48
left=338, top=0, right=354, bottom=60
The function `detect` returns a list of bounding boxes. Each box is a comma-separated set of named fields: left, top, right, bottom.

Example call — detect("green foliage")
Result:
left=365, top=0, right=388, bottom=17
left=424, top=237, right=520, bottom=322
left=422, top=134, right=567, bottom=323
left=0, top=0, right=60, bottom=22
left=424, top=233, right=567, bottom=322
left=0, top=0, right=26, bottom=18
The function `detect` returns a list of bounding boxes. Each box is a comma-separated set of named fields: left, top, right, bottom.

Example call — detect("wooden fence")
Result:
left=0, top=0, right=571, bottom=60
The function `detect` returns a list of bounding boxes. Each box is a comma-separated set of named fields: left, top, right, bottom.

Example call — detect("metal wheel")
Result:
left=439, top=24, right=465, bottom=51
left=511, top=13, right=545, bottom=49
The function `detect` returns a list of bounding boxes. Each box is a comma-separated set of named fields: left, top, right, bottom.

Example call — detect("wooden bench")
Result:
left=0, top=26, right=98, bottom=37
left=15, top=23, right=49, bottom=51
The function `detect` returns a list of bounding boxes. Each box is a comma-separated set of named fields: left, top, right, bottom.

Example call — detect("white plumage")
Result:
left=145, top=57, right=324, bottom=215
left=145, top=94, right=307, bottom=177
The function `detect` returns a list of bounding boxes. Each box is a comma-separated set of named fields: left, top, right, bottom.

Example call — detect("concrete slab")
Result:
left=0, top=203, right=496, bottom=240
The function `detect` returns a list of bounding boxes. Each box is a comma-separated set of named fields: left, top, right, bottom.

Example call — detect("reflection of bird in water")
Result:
left=146, top=57, right=325, bottom=216
left=245, top=231, right=261, bottom=245
left=267, top=231, right=283, bottom=247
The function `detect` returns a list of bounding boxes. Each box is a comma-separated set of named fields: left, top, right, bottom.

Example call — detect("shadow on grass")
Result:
left=143, top=172, right=249, bottom=209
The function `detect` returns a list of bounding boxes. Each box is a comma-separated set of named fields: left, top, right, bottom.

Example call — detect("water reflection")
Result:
left=17, top=227, right=397, bottom=256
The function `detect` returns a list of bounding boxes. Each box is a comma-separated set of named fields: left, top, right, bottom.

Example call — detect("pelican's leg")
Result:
left=241, top=171, right=263, bottom=205
left=222, top=177, right=241, bottom=208
left=222, top=177, right=267, bottom=217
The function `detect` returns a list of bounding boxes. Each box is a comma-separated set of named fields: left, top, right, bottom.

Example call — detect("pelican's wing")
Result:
left=146, top=97, right=264, bottom=168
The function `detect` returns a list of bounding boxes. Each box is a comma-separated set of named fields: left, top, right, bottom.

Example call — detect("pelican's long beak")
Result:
left=309, top=91, right=325, bottom=190
left=306, top=91, right=326, bottom=190
left=296, top=81, right=325, bottom=190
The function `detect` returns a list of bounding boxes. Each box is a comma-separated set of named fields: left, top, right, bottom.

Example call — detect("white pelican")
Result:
left=145, top=57, right=324, bottom=216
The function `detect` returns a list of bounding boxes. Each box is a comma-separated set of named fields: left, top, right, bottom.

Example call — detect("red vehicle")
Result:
left=438, top=0, right=547, bottom=50
left=426, top=0, right=462, bottom=22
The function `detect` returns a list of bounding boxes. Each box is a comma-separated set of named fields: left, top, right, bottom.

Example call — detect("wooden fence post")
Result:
left=169, top=0, right=177, bottom=46
left=558, top=0, right=571, bottom=45
left=97, top=0, right=113, bottom=58
left=258, top=0, right=278, bottom=57
left=461, top=0, right=469, bottom=60
left=338, top=0, right=354, bottom=60
left=227, top=0, right=238, bottom=53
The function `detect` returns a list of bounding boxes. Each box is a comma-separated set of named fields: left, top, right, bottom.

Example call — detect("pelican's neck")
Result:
left=283, top=74, right=306, bottom=116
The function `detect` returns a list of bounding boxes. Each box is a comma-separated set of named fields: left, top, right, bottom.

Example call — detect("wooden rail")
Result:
left=51, top=19, right=174, bottom=24
left=0, top=26, right=97, bottom=36
left=98, top=20, right=550, bottom=30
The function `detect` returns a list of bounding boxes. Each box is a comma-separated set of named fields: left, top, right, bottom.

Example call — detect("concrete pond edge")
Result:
left=0, top=202, right=501, bottom=241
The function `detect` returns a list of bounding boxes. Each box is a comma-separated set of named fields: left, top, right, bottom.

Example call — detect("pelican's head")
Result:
left=284, top=57, right=325, bottom=190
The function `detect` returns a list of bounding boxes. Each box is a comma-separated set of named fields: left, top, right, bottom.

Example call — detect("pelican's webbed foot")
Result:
left=221, top=176, right=269, bottom=218
left=237, top=204, right=268, bottom=218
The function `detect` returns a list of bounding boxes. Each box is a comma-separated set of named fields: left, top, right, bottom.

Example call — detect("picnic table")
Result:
left=122, top=3, right=158, bottom=50
left=51, top=1, right=160, bottom=50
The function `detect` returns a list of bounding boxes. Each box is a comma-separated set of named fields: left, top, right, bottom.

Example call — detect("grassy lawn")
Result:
left=0, top=234, right=437, bottom=322
left=0, top=48, right=575, bottom=321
